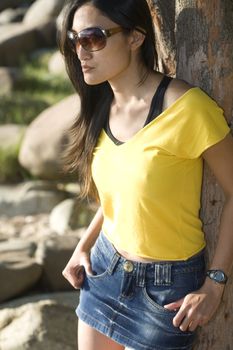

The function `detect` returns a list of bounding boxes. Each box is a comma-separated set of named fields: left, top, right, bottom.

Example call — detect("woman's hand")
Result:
left=62, top=247, right=93, bottom=289
left=164, top=278, right=225, bottom=332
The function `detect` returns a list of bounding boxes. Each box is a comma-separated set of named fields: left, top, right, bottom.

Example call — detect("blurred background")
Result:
left=1, top=1, right=232, bottom=349
left=0, top=1, right=96, bottom=349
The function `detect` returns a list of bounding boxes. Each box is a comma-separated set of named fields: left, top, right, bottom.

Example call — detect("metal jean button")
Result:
left=123, top=261, right=134, bottom=273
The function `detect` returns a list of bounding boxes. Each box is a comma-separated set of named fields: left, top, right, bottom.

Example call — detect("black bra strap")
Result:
left=143, top=75, right=173, bottom=126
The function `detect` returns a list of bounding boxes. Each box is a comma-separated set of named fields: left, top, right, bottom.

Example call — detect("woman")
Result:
left=59, top=0, right=233, bottom=349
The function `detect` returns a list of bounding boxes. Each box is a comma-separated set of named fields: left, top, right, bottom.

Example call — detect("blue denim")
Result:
left=76, top=230, right=206, bottom=350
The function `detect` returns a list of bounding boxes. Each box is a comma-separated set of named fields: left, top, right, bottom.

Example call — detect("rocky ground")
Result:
left=0, top=181, right=97, bottom=350
left=0, top=291, right=79, bottom=350
left=0, top=1, right=95, bottom=348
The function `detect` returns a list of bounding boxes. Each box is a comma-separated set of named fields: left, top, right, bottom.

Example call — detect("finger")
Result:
left=188, top=320, right=199, bottom=332
left=76, top=265, right=85, bottom=279
left=62, top=268, right=81, bottom=289
left=73, top=266, right=86, bottom=288
left=63, top=265, right=86, bottom=288
left=164, top=298, right=184, bottom=311
left=179, top=314, right=192, bottom=332
left=173, top=306, right=188, bottom=328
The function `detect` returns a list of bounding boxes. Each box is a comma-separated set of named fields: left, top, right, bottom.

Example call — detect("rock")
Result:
left=50, top=198, right=96, bottom=235
left=0, top=181, right=69, bottom=217
left=24, top=0, right=65, bottom=26
left=0, top=123, right=26, bottom=149
left=0, top=239, right=36, bottom=256
left=0, top=22, right=56, bottom=66
left=49, top=198, right=76, bottom=235
left=0, top=292, right=79, bottom=350
left=48, top=50, right=67, bottom=76
left=0, top=7, right=27, bottom=25
left=0, top=213, right=53, bottom=241
left=0, top=251, right=42, bottom=302
left=18, top=94, right=80, bottom=180
left=0, top=0, right=27, bottom=12
left=35, top=235, right=80, bottom=291
left=0, top=67, right=20, bottom=95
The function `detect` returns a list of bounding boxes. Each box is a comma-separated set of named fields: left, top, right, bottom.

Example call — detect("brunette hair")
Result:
left=59, top=0, right=158, bottom=201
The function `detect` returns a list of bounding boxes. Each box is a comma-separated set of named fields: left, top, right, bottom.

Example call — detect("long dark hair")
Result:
left=59, top=0, right=158, bottom=201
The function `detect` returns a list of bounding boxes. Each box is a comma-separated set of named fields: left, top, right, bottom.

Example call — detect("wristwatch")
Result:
left=206, top=269, right=228, bottom=285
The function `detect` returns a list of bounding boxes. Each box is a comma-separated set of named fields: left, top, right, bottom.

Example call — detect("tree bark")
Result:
left=149, top=1, right=233, bottom=349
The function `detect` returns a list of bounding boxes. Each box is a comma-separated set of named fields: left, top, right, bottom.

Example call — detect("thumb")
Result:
left=164, top=298, right=184, bottom=311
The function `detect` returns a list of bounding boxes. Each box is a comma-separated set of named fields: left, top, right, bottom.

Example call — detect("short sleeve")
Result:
left=170, top=88, right=231, bottom=159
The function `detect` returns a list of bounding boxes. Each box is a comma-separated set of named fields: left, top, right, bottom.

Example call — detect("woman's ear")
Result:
left=128, top=30, right=145, bottom=51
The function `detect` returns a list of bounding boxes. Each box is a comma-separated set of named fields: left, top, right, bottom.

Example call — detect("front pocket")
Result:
left=143, top=270, right=200, bottom=316
left=142, top=286, right=177, bottom=315
left=86, top=245, right=109, bottom=279
left=142, top=284, right=195, bottom=336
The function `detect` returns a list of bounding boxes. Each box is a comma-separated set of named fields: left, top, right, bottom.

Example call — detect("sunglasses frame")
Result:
left=67, top=26, right=147, bottom=53
left=67, top=26, right=123, bottom=52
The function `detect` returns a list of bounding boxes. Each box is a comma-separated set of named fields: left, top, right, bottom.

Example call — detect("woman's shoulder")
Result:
left=163, top=77, right=194, bottom=111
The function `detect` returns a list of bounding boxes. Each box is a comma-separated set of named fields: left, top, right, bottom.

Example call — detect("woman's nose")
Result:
left=76, top=45, right=92, bottom=61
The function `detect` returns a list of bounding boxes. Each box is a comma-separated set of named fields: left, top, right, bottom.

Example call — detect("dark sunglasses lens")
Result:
left=67, top=32, right=76, bottom=51
left=79, top=28, right=106, bottom=51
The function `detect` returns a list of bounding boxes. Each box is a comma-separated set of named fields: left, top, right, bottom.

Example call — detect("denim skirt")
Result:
left=76, top=231, right=206, bottom=350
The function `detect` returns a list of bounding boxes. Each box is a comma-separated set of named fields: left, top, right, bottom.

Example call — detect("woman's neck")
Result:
left=109, top=67, right=162, bottom=107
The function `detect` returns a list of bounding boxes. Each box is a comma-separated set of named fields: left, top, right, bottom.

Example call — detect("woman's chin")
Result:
left=84, top=76, right=106, bottom=86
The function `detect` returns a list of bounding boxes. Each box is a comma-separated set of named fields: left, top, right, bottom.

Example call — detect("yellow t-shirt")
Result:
left=91, top=87, right=230, bottom=260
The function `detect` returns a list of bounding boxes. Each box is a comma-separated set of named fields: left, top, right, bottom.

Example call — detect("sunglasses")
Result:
left=67, top=26, right=146, bottom=53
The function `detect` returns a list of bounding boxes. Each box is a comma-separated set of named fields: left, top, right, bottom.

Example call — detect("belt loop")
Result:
left=108, top=252, right=121, bottom=275
left=136, top=263, right=146, bottom=287
left=154, top=264, right=172, bottom=286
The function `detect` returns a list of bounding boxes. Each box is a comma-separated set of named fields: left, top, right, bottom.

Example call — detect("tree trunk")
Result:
left=149, top=1, right=233, bottom=349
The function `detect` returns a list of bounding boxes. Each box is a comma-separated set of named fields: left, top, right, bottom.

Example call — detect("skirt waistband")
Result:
left=94, top=230, right=205, bottom=281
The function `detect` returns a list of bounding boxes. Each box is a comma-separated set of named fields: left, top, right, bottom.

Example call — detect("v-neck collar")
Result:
left=102, top=87, right=199, bottom=149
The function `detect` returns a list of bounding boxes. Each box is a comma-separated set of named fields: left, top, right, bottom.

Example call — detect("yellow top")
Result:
left=91, top=87, right=230, bottom=260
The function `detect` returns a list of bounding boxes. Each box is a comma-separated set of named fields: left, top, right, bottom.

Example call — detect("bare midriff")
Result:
left=115, top=245, right=163, bottom=263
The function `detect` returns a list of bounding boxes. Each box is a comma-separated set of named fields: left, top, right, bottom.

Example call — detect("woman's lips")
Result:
left=81, top=65, right=94, bottom=73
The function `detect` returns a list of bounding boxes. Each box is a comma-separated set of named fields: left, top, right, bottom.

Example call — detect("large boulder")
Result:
left=0, top=239, right=42, bottom=302
left=19, top=94, right=80, bottom=180
left=24, top=0, right=65, bottom=26
left=0, top=21, right=56, bottom=66
left=0, top=239, right=37, bottom=256
left=0, top=124, right=25, bottom=149
left=0, top=292, right=79, bottom=350
left=0, top=68, right=20, bottom=95
left=0, top=7, right=27, bottom=25
left=49, top=198, right=96, bottom=235
left=48, top=50, right=67, bottom=77
left=36, top=234, right=80, bottom=291
left=0, top=0, right=28, bottom=12
left=0, top=181, right=69, bottom=217
left=0, top=124, right=26, bottom=149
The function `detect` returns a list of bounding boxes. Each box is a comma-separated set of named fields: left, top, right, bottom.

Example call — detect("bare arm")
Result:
left=74, top=206, right=104, bottom=253
left=165, top=132, right=233, bottom=331
left=62, top=206, right=104, bottom=289
left=203, top=133, right=233, bottom=276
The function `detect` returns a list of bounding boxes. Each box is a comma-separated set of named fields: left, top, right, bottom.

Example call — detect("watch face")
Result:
left=211, top=271, right=226, bottom=282
left=207, top=270, right=227, bottom=284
